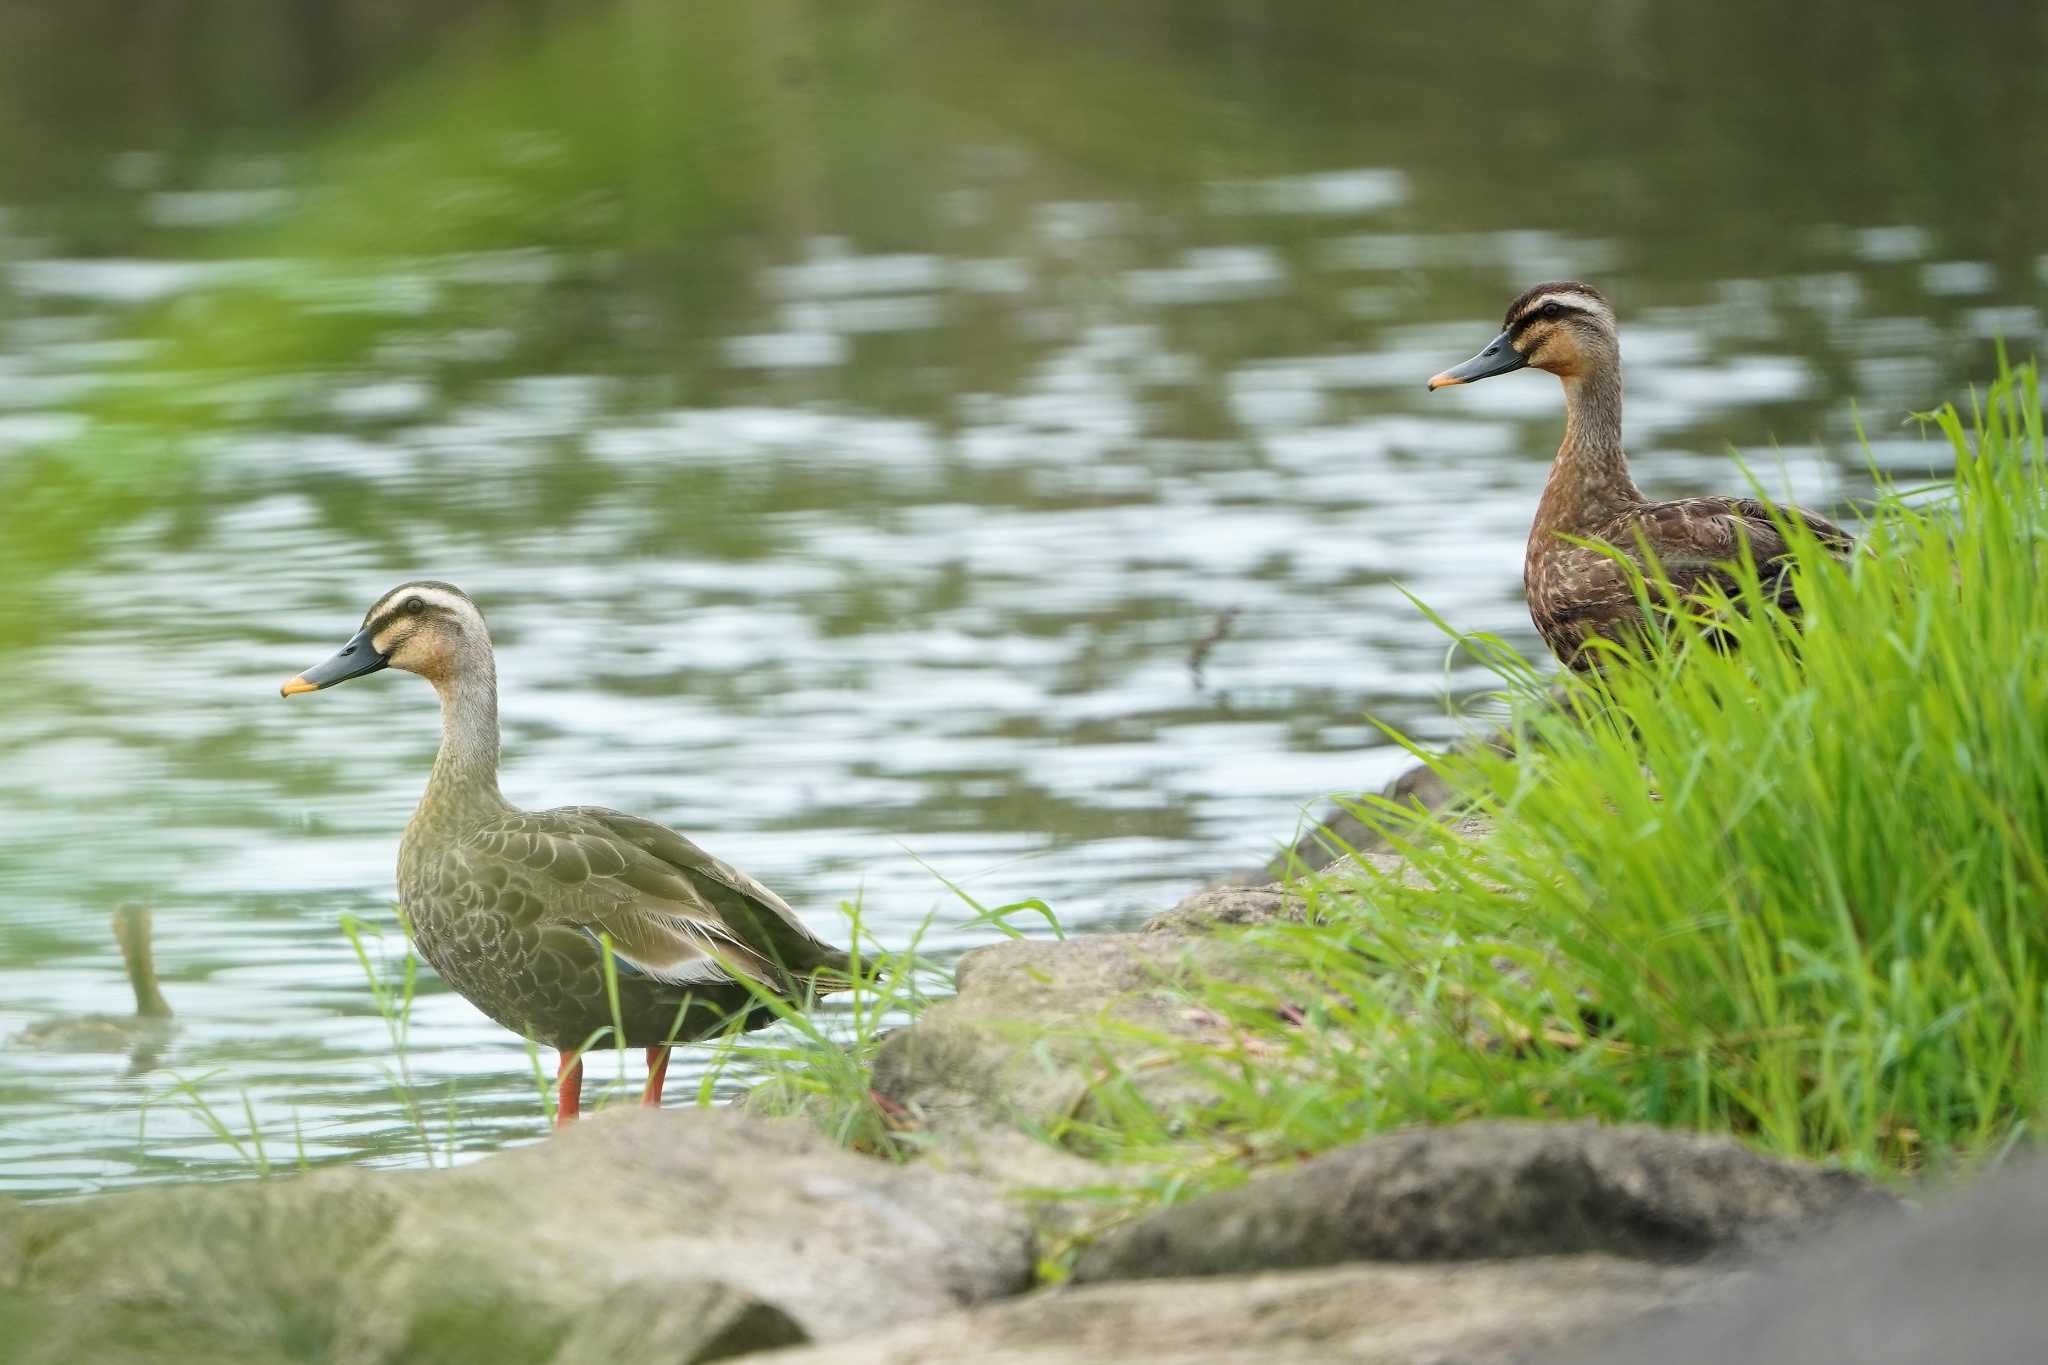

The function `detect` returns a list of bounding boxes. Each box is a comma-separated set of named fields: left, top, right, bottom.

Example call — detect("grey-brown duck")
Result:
left=12, top=904, right=174, bottom=1070
left=281, top=582, right=850, bottom=1125
left=1428, top=281, right=1852, bottom=670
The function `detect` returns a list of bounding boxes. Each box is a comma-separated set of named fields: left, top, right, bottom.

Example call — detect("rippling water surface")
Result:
left=1, top=1, right=2042, bottom=1198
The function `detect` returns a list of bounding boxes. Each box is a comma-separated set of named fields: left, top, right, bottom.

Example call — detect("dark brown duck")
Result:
left=281, top=582, right=850, bottom=1126
left=1429, top=282, right=1852, bottom=669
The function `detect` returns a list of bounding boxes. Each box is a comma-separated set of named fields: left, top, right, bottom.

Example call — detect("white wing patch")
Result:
left=577, top=927, right=737, bottom=987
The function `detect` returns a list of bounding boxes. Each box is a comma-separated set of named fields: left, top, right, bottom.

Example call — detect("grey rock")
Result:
left=870, top=933, right=1297, bottom=1139
left=749, top=1255, right=1731, bottom=1365
left=1150, top=813, right=1495, bottom=936
left=1141, top=882, right=1300, bottom=936
left=1074, top=1120, right=1891, bottom=1282
left=1231, top=696, right=1558, bottom=886
left=1138, top=834, right=1490, bottom=941
left=912, top=1125, right=1144, bottom=1238
left=1230, top=751, right=1472, bottom=886
left=1, top=1107, right=1032, bottom=1365
left=1570, top=1158, right=2048, bottom=1365
left=551, top=1279, right=808, bottom=1363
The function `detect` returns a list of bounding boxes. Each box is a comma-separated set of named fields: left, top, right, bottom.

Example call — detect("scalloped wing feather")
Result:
left=568, top=809, right=819, bottom=932
left=1534, top=496, right=1852, bottom=665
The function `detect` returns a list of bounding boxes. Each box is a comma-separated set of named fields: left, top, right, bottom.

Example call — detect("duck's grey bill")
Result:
left=282, top=627, right=389, bottom=695
left=1427, top=329, right=1528, bottom=389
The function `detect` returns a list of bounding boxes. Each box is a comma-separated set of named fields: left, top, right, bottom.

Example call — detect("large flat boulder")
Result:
left=869, top=811, right=1510, bottom=1149
left=1569, top=1157, right=2048, bottom=1365
left=0, top=1107, right=1033, bottom=1365
left=868, top=933, right=1297, bottom=1140
left=1074, top=1120, right=1891, bottom=1282
left=748, top=1255, right=1729, bottom=1365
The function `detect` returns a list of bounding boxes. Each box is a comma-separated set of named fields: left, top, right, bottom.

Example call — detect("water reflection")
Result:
left=0, top=0, right=2040, bottom=1199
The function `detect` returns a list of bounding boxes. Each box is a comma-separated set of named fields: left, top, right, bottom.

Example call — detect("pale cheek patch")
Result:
left=378, top=626, right=447, bottom=677
left=404, top=632, right=456, bottom=679
left=1527, top=328, right=1585, bottom=376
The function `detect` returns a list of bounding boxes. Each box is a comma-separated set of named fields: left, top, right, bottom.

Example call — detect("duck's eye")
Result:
left=405, top=596, right=426, bottom=614
left=1541, top=302, right=1562, bottom=320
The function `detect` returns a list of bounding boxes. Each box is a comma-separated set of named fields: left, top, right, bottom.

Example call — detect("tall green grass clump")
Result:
left=1076, top=361, right=2048, bottom=1189
left=1437, top=360, right=2047, bottom=1170
left=698, top=895, right=951, bottom=1154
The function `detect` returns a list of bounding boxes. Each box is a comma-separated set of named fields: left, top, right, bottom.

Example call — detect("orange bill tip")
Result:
left=279, top=676, right=319, bottom=697
left=1426, top=372, right=1464, bottom=391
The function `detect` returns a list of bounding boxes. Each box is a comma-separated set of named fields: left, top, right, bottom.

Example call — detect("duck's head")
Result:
left=280, top=581, right=490, bottom=697
left=1427, top=281, right=1616, bottom=391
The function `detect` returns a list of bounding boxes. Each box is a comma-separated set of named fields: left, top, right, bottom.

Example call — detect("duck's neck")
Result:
left=419, top=651, right=511, bottom=830
left=1532, top=362, right=1642, bottom=537
left=118, top=915, right=171, bottom=1019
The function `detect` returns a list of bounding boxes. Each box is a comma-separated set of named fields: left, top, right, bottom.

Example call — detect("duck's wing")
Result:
left=1727, top=497, right=1855, bottom=556
left=455, top=807, right=840, bottom=991
left=1539, top=498, right=1852, bottom=655
left=1629, top=496, right=1853, bottom=613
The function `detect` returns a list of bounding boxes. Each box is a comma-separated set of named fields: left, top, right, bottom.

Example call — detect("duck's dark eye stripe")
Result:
left=368, top=602, right=449, bottom=637
left=1509, top=302, right=1583, bottom=338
